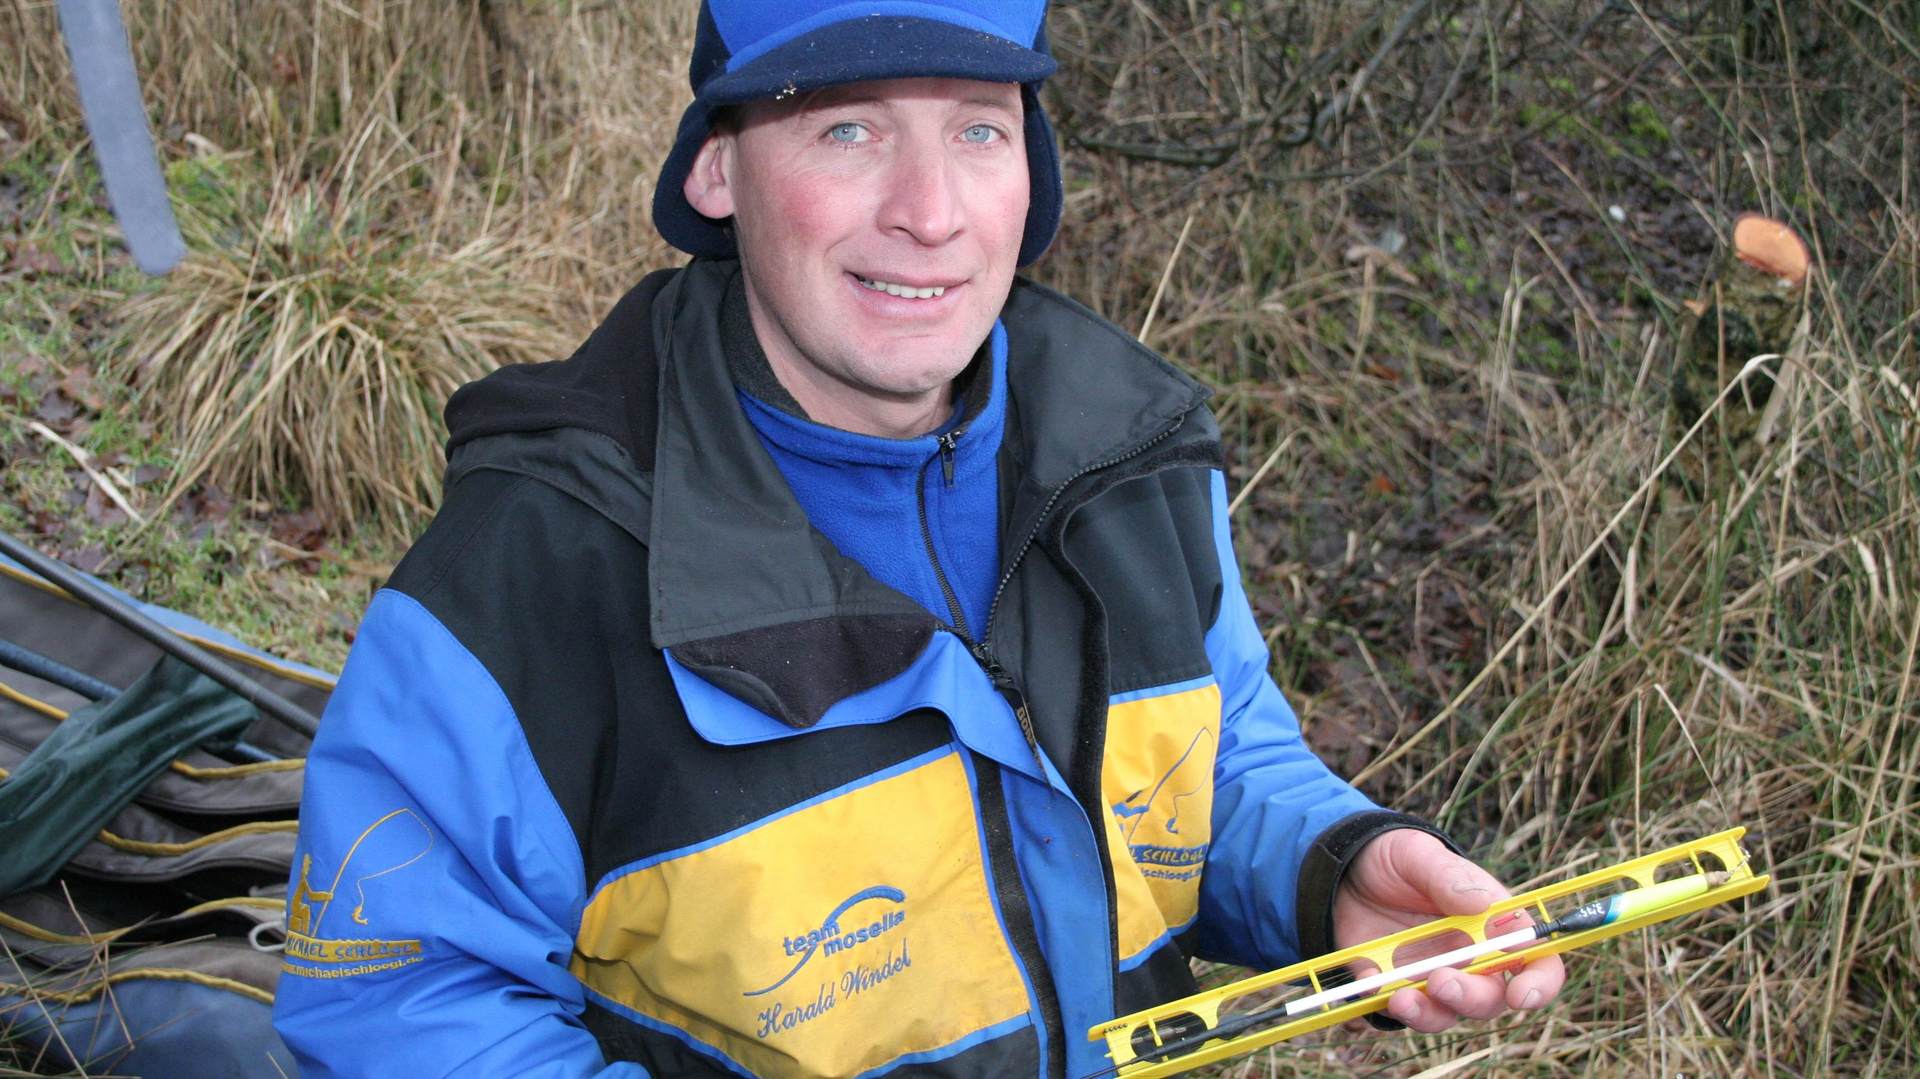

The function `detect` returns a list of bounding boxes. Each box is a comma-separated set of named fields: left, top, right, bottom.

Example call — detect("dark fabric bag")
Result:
left=0, top=654, right=257, bottom=898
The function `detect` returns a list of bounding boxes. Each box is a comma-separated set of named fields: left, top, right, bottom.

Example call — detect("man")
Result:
left=274, top=2, right=1563, bottom=1075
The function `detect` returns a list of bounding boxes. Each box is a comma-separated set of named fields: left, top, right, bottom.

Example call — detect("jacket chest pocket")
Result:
left=1101, top=680, right=1222, bottom=960
left=570, top=745, right=1034, bottom=1077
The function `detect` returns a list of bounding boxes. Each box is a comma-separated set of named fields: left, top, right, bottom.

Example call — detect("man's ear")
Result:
left=683, top=131, right=736, bottom=220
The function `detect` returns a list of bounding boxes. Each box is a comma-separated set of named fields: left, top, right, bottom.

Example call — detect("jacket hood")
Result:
left=445, top=270, right=672, bottom=470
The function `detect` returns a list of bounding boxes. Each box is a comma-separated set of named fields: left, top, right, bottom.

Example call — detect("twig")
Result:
left=28, top=420, right=146, bottom=526
left=1228, top=431, right=1302, bottom=518
left=1067, top=132, right=1236, bottom=168
left=1315, top=0, right=1437, bottom=137
left=1137, top=211, right=1196, bottom=345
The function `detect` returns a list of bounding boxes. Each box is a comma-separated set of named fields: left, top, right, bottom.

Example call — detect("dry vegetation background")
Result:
left=2, top=0, right=1918, bottom=1075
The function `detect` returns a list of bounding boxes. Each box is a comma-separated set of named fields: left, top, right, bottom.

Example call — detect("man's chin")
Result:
left=867, top=354, right=983, bottom=396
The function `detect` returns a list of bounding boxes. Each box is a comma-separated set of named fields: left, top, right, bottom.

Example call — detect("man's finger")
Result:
left=1428, top=857, right=1512, bottom=917
left=1426, top=967, right=1510, bottom=1021
left=1384, top=986, right=1460, bottom=1034
left=1506, top=952, right=1567, bottom=1011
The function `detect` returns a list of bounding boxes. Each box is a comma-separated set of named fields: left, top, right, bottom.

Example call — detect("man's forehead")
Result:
left=777, top=78, right=1024, bottom=118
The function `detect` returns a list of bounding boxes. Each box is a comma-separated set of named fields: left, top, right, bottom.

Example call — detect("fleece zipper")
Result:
left=917, top=428, right=973, bottom=640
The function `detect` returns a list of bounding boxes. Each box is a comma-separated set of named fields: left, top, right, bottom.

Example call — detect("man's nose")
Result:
left=877, top=135, right=962, bottom=245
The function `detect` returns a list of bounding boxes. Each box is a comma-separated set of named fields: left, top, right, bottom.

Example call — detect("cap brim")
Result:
left=654, top=15, right=1061, bottom=265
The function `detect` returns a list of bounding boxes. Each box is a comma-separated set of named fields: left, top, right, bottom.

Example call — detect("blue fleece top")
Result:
left=736, top=324, right=1007, bottom=641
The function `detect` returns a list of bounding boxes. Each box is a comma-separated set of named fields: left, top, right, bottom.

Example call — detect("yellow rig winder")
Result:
left=1087, top=828, right=1769, bottom=1078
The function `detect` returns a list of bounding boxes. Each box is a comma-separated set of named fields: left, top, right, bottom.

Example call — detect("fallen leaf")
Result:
left=181, top=483, right=235, bottom=525
left=1368, top=473, right=1396, bottom=496
left=84, top=481, right=127, bottom=527
left=58, top=365, right=108, bottom=411
left=62, top=470, right=89, bottom=507
left=67, top=544, right=109, bottom=574
left=33, top=389, right=79, bottom=429
left=7, top=354, right=55, bottom=403
left=271, top=506, right=331, bottom=552
left=8, top=243, right=66, bottom=275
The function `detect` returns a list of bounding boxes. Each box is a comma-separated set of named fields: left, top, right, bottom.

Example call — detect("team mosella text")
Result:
left=782, top=907, right=906, bottom=957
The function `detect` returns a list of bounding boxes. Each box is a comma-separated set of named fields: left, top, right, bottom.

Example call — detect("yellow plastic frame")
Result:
left=1089, top=828, right=1769, bottom=1077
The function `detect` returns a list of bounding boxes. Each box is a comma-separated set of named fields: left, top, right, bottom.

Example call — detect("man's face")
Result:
left=686, top=78, right=1029, bottom=434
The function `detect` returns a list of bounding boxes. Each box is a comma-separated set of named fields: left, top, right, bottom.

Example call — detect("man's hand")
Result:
left=1333, top=828, right=1565, bottom=1032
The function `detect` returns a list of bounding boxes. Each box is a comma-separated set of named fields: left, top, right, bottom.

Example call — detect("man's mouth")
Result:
left=854, top=274, right=950, bottom=300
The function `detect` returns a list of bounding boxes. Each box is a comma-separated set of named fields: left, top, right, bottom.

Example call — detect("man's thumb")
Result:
left=1393, top=833, right=1507, bottom=916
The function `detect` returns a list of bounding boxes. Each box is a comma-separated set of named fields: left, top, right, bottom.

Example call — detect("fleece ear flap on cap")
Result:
left=654, top=99, right=738, bottom=262
left=1018, top=83, right=1063, bottom=267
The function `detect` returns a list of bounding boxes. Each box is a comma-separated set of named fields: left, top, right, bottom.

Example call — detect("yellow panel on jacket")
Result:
left=570, top=747, right=1031, bottom=1076
left=1102, top=681, right=1221, bottom=948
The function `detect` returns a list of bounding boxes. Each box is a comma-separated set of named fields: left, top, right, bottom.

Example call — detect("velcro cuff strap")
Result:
left=1293, top=810, right=1463, bottom=1032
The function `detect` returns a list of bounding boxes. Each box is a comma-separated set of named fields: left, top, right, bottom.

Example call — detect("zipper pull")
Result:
left=936, top=431, right=959, bottom=488
left=1003, top=684, right=1047, bottom=777
left=971, top=644, right=1049, bottom=776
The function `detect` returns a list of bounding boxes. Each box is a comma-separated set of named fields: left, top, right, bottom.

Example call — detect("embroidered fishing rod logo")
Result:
left=744, top=885, right=911, bottom=1039
left=282, top=807, right=434, bottom=979
left=1111, top=726, right=1215, bottom=882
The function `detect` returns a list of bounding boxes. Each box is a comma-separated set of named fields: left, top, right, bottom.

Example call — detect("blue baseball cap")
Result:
left=652, top=0, right=1063, bottom=267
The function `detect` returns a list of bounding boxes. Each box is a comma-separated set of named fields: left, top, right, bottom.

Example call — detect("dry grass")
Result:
left=111, top=174, right=575, bottom=535
left=2, top=0, right=1916, bottom=1075
left=1037, top=1, right=1917, bottom=1074
left=5, top=0, right=693, bottom=535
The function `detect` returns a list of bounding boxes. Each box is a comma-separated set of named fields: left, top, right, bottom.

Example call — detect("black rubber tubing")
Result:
left=0, top=636, right=119, bottom=700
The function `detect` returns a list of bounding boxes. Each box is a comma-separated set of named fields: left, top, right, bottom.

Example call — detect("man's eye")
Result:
left=961, top=124, right=1002, bottom=144
left=827, top=122, right=870, bottom=143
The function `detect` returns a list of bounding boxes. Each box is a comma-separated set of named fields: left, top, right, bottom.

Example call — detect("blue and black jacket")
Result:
left=274, top=260, right=1436, bottom=1077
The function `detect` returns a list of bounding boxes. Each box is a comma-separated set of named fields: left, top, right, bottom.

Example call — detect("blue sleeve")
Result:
left=1191, top=470, right=1385, bottom=968
left=273, top=589, right=647, bottom=1078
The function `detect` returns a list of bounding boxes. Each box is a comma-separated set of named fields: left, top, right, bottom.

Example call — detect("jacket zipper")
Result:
left=971, top=416, right=1191, bottom=780
left=917, top=430, right=1071, bottom=1070
left=913, top=425, right=1048, bottom=771
left=937, top=430, right=959, bottom=487
left=940, top=414, right=1192, bottom=1074
left=977, top=415, right=1187, bottom=663
left=917, top=430, right=973, bottom=640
